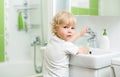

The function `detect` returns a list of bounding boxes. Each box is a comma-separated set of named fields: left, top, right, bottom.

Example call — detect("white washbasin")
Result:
left=70, top=48, right=120, bottom=69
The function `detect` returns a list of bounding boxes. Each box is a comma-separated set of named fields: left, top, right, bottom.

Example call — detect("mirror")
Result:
left=71, top=0, right=120, bottom=16
left=54, top=0, right=120, bottom=16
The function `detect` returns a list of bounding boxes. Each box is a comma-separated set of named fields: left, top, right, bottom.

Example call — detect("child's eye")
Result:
left=71, top=27, right=75, bottom=29
left=64, top=26, right=69, bottom=29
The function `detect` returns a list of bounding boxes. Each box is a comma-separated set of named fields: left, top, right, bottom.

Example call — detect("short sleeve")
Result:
left=63, top=42, right=79, bottom=55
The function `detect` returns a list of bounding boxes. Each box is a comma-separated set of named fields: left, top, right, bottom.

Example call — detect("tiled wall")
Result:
left=0, top=0, right=5, bottom=62
left=71, top=0, right=98, bottom=16
left=4, top=0, right=45, bottom=61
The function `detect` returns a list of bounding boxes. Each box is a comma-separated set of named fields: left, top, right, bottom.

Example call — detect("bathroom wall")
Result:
left=53, top=0, right=70, bottom=16
left=4, top=0, right=43, bottom=61
left=0, top=0, right=5, bottom=62
left=75, top=16, right=120, bottom=50
left=99, top=0, right=120, bottom=16
left=1, top=0, right=50, bottom=76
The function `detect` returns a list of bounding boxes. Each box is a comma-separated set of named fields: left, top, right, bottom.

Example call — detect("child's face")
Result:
left=56, top=24, right=75, bottom=41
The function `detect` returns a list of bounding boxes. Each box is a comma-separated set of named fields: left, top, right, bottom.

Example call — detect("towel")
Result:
left=18, top=11, right=27, bottom=31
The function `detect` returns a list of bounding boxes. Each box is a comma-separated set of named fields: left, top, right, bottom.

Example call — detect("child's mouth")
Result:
left=67, top=35, right=72, bottom=38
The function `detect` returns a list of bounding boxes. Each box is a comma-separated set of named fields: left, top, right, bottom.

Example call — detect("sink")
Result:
left=70, top=48, right=120, bottom=69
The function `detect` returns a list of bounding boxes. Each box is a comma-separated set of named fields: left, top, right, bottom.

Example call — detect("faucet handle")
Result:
left=87, top=28, right=92, bottom=33
left=36, top=36, right=40, bottom=41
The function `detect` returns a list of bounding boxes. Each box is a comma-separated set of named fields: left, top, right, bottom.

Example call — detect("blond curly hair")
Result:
left=51, top=10, right=76, bottom=35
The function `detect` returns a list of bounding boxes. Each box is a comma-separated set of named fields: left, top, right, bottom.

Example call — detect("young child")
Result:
left=43, top=10, right=89, bottom=77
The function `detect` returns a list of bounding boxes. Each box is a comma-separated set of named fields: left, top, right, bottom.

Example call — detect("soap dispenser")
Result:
left=99, top=29, right=110, bottom=49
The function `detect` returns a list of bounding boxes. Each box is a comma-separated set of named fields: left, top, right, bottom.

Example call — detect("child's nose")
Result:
left=68, top=29, right=72, bottom=33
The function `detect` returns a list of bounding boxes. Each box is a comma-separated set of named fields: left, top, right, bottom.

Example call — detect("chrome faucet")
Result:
left=31, top=36, right=41, bottom=46
left=87, top=28, right=98, bottom=48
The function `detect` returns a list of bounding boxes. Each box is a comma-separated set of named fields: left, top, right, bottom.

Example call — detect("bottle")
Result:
left=99, top=29, right=110, bottom=49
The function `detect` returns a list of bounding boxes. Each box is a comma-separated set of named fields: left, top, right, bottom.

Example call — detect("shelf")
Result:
left=14, top=4, right=39, bottom=11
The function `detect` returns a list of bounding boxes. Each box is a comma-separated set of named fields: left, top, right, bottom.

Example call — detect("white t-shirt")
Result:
left=43, top=35, right=79, bottom=77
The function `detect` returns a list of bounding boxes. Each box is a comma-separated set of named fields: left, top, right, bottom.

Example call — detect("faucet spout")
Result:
left=87, top=28, right=98, bottom=48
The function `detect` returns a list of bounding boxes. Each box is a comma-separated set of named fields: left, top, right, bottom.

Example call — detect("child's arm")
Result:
left=69, top=26, right=88, bottom=42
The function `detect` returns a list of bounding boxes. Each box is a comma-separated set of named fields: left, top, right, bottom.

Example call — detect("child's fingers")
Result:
left=84, top=26, right=89, bottom=32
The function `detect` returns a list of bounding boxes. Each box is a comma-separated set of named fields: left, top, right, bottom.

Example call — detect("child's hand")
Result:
left=80, top=26, right=88, bottom=36
left=77, top=47, right=89, bottom=54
